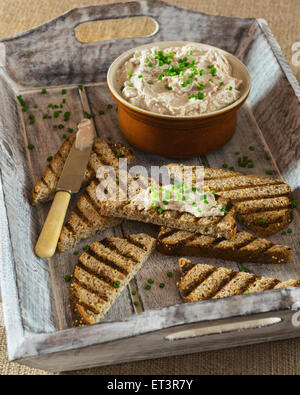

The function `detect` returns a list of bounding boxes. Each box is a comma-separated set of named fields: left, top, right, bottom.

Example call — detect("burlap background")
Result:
left=0, top=0, right=299, bottom=375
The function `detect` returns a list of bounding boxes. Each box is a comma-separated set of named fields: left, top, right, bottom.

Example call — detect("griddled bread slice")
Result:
left=100, top=173, right=237, bottom=240
left=157, top=227, right=292, bottom=264
left=167, top=164, right=293, bottom=237
left=30, top=134, right=135, bottom=205
left=70, top=233, right=156, bottom=326
left=177, top=259, right=300, bottom=303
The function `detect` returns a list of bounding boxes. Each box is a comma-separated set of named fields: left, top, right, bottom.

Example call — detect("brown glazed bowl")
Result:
left=107, top=41, right=251, bottom=158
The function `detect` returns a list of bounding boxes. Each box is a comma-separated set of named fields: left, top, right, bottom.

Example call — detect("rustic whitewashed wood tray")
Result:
left=1, top=0, right=300, bottom=372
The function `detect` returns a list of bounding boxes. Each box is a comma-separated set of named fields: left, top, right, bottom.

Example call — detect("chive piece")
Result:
left=138, top=74, right=143, bottom=79
left=147, top=80, right=153, bottom=85
left=107, top=136, right=112, bottom=141
left=229, top=166, right=235, bottom=171
left=120, top=85, right=125, bottom=92
left=287, top=228, right=293, bottom=234
left=220, top=82, right=225, bottom=86
left=181, top=81, right=187, bottom=87
left=258, top=219, right=266, bottom=225
left=107, top=104, right=113, bottom=109
left=47, top=156, right=53, bottom=162
left=133, top=301, right=139, bottom=307
left=265, top=154, right=271, bottom=160
left=63, top=111, right=71, bottom=122
left=41, top=88, right=47, bottom=94
left=199, top=69, right=205, bottom=76
left=99, top=110, right=105, bottom=115
left=198, top=92, right=205, bottom=100
left=116, top=177, right=120, bottom=184
left=292, top=200, right=297, bottom=208
left=113, top=280, right=121, bottom=289
left=265, top=170, right=273, bottom=176
left=54, top=111, right=60, bottom=118
left=281, top=231, right=287, bottom=236
left=27, top=143, right=35, bottom=150
left=58, top=124, right=64, bottom=129
left=159, top=283, right=165, bottom=289
left=62, top=134, right=67, bottom=139
left=228, top=86, right=233, bottom=91
left=61, top=89, right=67, bottom=95
left=131, top=290, right=136, bottom=296
left=165, top=84, right=172, bottom=90
left=145, top=57, right=149, bottom=63
left=67, top=128, right=74, bottom=133
left=188, top=50, right=193, bottom=55
left=116, top=151, right=123, bottom=159
left=157, top=207, right=163, bottom=214
left=148, top=278, right=154, bottom=284
left=241, top=266, right=249, bottom=273
left=84, top=111, right=95, bottom=119
left=245, top=289, right=251, bottom=294
left=148, top=62, right=153, bottom=67
left=167, top=271, right=173, bottom=278
left=145, top=284, right=151, bottom=291
left=209, top=78, right=213, bottom=83
left=34, top=104, right=38, bottom=108
left=73, top=250, right=79, bottom=255
left=64, top=274, right=71, bottom=282
left=82, top=245, right=89, bottom=251
left=127, top=72, right=133, bottom=77
left=189, top=94, right=196, bottom=99
left=197, top=84, right=205, bottom=91
left=235, top=151, right=240, bottom=155
left=249, top=146, right=255, bottom=151
left=158, top=74, right=164, bottom=81
left=79, top=85, right=83, bottom=91
left=222, top=163, right=228, bottom=169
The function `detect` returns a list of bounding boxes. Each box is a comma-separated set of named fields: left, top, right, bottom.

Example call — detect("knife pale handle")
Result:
left=35, top=191, right=71, bottom=258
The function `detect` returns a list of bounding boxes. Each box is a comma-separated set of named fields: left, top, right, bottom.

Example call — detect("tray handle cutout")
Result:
left=75, top=17, right=159, bottom=43
left=165, top=317, right=282, bottom=341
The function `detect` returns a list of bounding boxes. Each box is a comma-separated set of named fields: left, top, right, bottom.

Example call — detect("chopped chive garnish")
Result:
left=188, top=50, right=193, bottom=55
left=157, top=207, right=163, bottom=214
left=167, top=271, right=173, bottom=278
left=228, top=86, right=233, bottom=91
left=209, top=78, right=213, bottom=83
left=148, top=62, right=153, bottom=67
left=131, top=290, right=136, bottom=296
left=34, top=104, right=38, bottom=108
left=147, top=80, right=153, bottom=85
left=197, top=84, right=205, bottom=91
left=265, top=154, right=271, bottom=160
left=145, top=284, right=151, bottom=291
left=282, top=231, right=287, bottom=235
left=287, top=228, right=293, bottom=234
left=189, top=94, right=196, bottom=99
left=107, top=104, right=113, bottom=109
left=292, top=200, right=297, bottom=208
left=145, top=57, right=149, bottom=63
left=61, top=89, right=67, bottom=95
left=82, top=245, right=89, bottom=251
left=63, top=111, right=71, bottom=122
left=120, top=85, right=125, bottom=92
left=245, top=289, right=251, bottom=294
left=198, top=92, right=204, bottom=100
left=47, top=156, right=53, bottom=162
left=116, top=151, right=123, bottom=158
left=158, top=74, right=164, bottom=81
left=265, top=170, right=273, bottom=175
left=199, top=69, right=205, bottom=76
left=99, top=110, right=105, bottom=115
left=116, top=177, right=119, bottom=184
left=73, top=250, right=79, bottom=255
left=58, top=124, right=64, bottom=129
left=249, top=146, right=255, bottom=151
left=165, top=85, right=172, bottom=90
left=220, top=82, right=225, bottom=86
left=222, top=163, right=228, bottom=169
left=62, top=134, right=67, bottom=139
left=159, top=283, right=165, bottom=288
left=113, top=280, right=121, bottom=289
left=41, top=88, right=47, bottom=94
left=181, top=81, right=187, bottom=87
left=54, top=111, right=60, bottom=118
left=229, top=166, right=235, bottom=171
left=138, top=75, right=143, bottom=78
left=67, top=128, right=74, bottom=133
left=64, top=274, right=71, bottom=282
left=235, top=151, right=240, bottom=155
left=241, top=266, right=249, bottom=273
left=27, top=143, right=35, bottom=150
left=258, top=219, right=266, bottom=225
left=79, top=85, right=83, bottom=91
left=133, top=301, right=139, bottom=306
left=128, top=72, right=133, bottom=77
left=148, top=278, right=154, bottom=284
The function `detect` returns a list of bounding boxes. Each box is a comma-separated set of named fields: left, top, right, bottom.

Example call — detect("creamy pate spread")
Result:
left=118, top=45, right=242, bottom=116
left=75, top=118, right=94, bottom=151
left=132, top=184, right=225, bottom=217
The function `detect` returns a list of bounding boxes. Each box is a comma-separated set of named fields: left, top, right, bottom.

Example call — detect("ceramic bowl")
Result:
left=107, top=41, right=251, bottom=158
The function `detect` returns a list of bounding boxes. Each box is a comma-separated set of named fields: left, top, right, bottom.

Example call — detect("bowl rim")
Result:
left=107, top=40, right=251, bottom=121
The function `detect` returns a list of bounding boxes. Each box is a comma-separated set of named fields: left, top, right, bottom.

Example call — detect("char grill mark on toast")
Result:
left=77, top=260, right=116, bottom=290
left=88, top=245, right=129, bottom=276
left=178, top=259, right=300, bottom=302
left=72, top=206, right=93, bottom=228
left=101, top=238, right=140, bottom=264
left=63, top=220, right=76, bottom=236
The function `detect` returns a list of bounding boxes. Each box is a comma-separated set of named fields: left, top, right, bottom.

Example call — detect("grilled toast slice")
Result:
left=178, top=258, right=300, bottom=302
left=157, top=227, right=292, bottom=264
left=100, top=173, right=237, bottom=240
left=70, top=233, right=156, bottom=325
left=30, top=134, right=135, bottom=205
left=167, top=164, right=293, bottom=237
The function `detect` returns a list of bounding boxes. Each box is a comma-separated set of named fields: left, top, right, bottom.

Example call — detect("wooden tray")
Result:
left=1, top=0, right=300, bottom=372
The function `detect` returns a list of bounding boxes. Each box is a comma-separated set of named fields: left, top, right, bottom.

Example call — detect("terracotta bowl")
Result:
left=107, top=41, right=251, bottom=158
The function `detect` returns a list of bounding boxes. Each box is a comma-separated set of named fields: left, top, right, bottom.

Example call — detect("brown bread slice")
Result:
left=100, top=173, right=237, bottom=240
left=157, top=227, right=292, bottom=264
left=178, top=258, right=300, bottom=303
left=70, top=233, right=156, bottom=326
left=30, top=134, right=135, bottom=205
left=167, top=164, right=293, bottom=237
